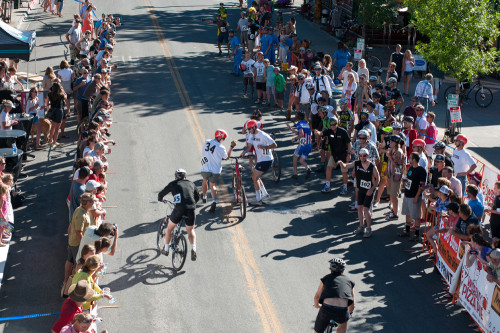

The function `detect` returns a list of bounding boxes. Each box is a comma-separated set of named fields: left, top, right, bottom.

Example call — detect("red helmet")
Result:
left=246, top=120, right=258, bottom=129
left=214, top=129, right=228, bottom=139
left=239, top=63, right=246, bottom=71
left=456, top=134, right=468, bottom=145
left=412, top=139, right=425, bottom=148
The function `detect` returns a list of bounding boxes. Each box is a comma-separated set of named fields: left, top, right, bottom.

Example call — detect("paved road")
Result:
left=0, top=0, right=481, bottom=332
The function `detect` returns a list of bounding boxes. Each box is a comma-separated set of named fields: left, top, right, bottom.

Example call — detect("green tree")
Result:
left=406, top=0, right=500, bottom=82
left=355, top=0, right=399, bottom=38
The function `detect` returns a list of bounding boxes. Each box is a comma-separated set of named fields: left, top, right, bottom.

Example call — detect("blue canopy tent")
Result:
left=0, top=20, right=36, bottom=88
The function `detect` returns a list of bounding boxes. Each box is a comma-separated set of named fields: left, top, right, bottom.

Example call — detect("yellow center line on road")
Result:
left=144, top=2, right=284, bottom=332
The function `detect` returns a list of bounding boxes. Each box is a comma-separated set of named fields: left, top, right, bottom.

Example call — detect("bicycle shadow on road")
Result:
left=103, top=248, right=185, bottom=292
left=120, top=218, right=162, bottom=239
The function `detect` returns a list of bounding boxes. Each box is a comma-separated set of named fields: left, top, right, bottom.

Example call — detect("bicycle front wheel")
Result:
left=232, top=169, right=238, bottom=204
left=156, top=219, right=168, bottom=251
left=172, top=234, right=187, bottom=271
left=443, top=85, right=458, bottom=103
left=366, top=55, right=381, bottom=72
left=271, top=151, right=281, bottom=183
left=240, top=185, right=247, bottom=220
left=475, top=86, right=493, bottom=108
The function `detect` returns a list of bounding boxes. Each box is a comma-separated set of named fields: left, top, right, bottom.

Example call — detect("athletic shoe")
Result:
left=249, top=199, right=263, bottom=206
left=349, top=202, right=356, bottom=208
left=353, top=226, right=364, bottom=235
left=347, top=179, right=354, bottom=185
left=314, top=166, right=324, bottom=173
left=410, top=235, right=421, bottom=242
left=202, top=196, right=207, bottom=204
left=255, top=99, right=261, bottom=104
left=373, top=201, right=379, bottom=208
left=243, top=93, right=247, bottom=98
left=191, top=249, right=197, bottom=261
left=363, top=227, right=372, bottom=238
left=321, top=185, right=331, bottom=193
left=161, top=248, right=169, bottom=256
left=305, top=168, right=311, bottom=179
left=292, top=174, right=298, bottom=179
left=261, top=194, right=271, bottom=202
left=398, top=231, right=410, bottom=237
left=262, top=100, right=268, bottom=105
left=387, top=212, right=399, bottom=220
left=340, top=187, right=347, bottom=195
left=348, top=206, right=358, bottom=213
left=209, top=202, right=216, bottom=213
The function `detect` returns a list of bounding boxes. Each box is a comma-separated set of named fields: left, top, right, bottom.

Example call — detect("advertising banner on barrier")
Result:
left=436, top=219, right=464, bottom=285
left=459, top=257, right=500, bottom=333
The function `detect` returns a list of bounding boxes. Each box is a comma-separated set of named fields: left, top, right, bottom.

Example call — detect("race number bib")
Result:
left=257, top=67, right=264, bottom=76
left=242, top=26, right=248, bottom=31
left=220, top=27, right=227, bottom=33
left=360, top=179, right=371, bottom=190
left=299, top=138, right=306, bottom=145
left=249, top=33, right=255, bottom=39
left=404, top=179, right=412, bottom=190
left=173, top=193, right=181, bottom=204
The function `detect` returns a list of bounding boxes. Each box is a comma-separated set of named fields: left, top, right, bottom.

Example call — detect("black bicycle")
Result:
left=269, top=132, right=281, bottom=183
left=324, top=319, right=338, bottom=333
left=443, top=78, right=493, bottom=108
left=157, top=200, right=187, bottom=271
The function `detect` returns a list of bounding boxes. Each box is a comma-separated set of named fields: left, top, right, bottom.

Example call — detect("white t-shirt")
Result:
left=0, top=111, right=11, bottom=130
left=27, top=98, right=44, bottom=118
left=253, top=61, right=265, bottom=78
left=200, top=139, right=228, bottom=174
left=342, top=70, right=359, bottom=84
left=58, top=68, right=73, bottom=82
left=247, top=130, right=275, bottom=162
left=241, top=59, right=255, bottom=76
left=357, top=67, right=369, bottom=80
left=416, top=114, right=428, bottom=132
left=419, top=152, right=428, bottom=171
left=452, top=148, right=475, bottom=174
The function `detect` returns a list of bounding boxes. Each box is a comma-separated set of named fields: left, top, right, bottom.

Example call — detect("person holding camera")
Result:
left=76, top=222, right=118, bottom=260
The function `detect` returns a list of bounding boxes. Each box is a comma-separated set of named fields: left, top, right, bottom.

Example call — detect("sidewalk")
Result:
left=280, top=7, right=500, bottom=173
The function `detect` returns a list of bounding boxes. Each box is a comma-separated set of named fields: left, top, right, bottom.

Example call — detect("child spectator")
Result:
left=466, top=184, right=484, bottom=221
left=263, top=59, right=276, bottom=107
left=486, top=181, right=500, bottom=240
left=273, top=67, right=285, bottom=111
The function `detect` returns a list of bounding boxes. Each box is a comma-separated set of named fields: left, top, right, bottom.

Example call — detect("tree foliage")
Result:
left=356, top=0, right=399, bottom=30
left=406, top=0, right=500, bottom=81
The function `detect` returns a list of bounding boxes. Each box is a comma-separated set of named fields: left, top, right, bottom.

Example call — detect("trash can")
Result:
left=321, top=9, right=329, bottom=24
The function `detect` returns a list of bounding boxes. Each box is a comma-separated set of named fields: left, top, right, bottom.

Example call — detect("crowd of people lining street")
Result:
left=199, top=2, right=500, bottom=332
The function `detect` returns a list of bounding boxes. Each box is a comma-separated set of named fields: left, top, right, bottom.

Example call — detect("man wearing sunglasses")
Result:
left=339, top=148, right=380, bottom=238
left=317, top=116, right=351, bottom=194
left=245, top=120, right=277, bottom=205
left=451, top=134, right=476, bottom=196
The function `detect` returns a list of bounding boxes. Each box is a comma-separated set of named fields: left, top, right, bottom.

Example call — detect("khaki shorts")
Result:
left=388, top=177, right=401, bottom=197
left=327, top=156, right=348, bottom=173
left=201, top=172, right=221, bottom=183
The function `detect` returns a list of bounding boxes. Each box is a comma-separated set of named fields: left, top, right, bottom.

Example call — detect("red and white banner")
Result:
left=436, top=220, right=464, bottom=285
left=459, top=254, right=500, bottom=333
left=481, top=166, right=500, bottom=209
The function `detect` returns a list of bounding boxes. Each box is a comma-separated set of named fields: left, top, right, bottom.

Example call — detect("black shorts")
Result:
left=311, top=113, right=321, bottom=131
left=357, top=189, right=373, bottom=208
left=169, top=206, right=196, bottom=227
left=255, top=160, right=272, bottom=173
left=492, top=220, right=500, bottom=239
left=256, top=82, right=266, bottom=91
left=217, top=32, right=229, bottom=44
left=276, top=91, right=284, bottom=100
left=49, top=108, right=64, bottom=123
left=314, top=304, right=351, bottom=332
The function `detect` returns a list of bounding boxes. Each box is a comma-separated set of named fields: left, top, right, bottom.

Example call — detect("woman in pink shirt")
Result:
left=425, top=111, right=438, bottom=156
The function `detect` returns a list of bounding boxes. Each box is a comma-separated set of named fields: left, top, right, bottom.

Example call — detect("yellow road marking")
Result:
left=144, top=1, right=283, bottom=332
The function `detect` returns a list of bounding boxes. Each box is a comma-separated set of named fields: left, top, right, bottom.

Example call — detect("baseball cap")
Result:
left=435, top=154, right=445, bottom=162
left=468, top=172, right=482, bottom=183
left=369, top=76, right=377, bottom=81
left=86, top=180, right=101, bottom=192
left=439, top=185, right=450, bottom=195
left=489, top=249, right=500, bottom=260
left=299, top=47, right=305, bottom=51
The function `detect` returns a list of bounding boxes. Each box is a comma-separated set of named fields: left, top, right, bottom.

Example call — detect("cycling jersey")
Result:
left=296, top=120, right=312, bottom=145
left=355, top=160, right=375, bottom=192
left=158, top=179, right=200, bottom=210
left=337, top=109, right=354, bottom=131
left=253, top=61, right=266, bottom=82
left=247, top=130, right=275, bottom=162
left=241, top=59, right=255, bottom=77
left=200, top=139, right=228, bottom=174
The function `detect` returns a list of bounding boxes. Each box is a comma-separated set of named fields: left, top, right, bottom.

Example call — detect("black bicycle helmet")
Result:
left=329, top=258, right=346, bottom=273
left=175, top=169, right=187, bottom=180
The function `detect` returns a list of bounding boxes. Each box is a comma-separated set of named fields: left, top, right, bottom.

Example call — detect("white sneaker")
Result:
left=373, top=201, right=379, bottom=208
left=363, top=227, right=372, bottom=238
left=249, top=199, right=263, bottom=206
left=261, top=194, right=271, bottom=202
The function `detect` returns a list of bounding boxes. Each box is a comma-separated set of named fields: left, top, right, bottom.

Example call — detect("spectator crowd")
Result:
left=202, top=1, right=500, bottom=286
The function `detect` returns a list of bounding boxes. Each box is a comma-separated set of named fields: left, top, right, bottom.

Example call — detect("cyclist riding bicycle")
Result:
left=313, top=258, right=355, bottom=333
left=158, top=169, right=200, bottom=261
left=201, top=129, right=236, bottom=213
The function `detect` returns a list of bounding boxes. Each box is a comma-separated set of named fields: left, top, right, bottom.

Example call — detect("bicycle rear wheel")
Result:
left=366, top=55, right=381, bottom=72
left=443, top=85, right=458, bottom=103
left=232, top=169, right=237, bottom=203
left=240, top=185, right=247, bottom=220
left=172, top=233, right=187, bottom=271
left=475, top=86, right=493, bottom=108
left=271, top=151, right=281, bottom=183
left=156, top=219, right=167, bottom=251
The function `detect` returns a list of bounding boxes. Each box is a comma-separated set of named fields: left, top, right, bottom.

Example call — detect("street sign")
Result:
left=450, top=106, right=462, bottom=123
left=447, top=94, right=459, bottom=109
left=413, top=54, right=427, bottom=71
left=354, top=49, right=362, bottom=61
left=356, top=38, right=365, bottom=51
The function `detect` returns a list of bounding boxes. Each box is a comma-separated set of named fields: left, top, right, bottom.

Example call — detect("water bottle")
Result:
left=12, top=143, right=17, bottom=155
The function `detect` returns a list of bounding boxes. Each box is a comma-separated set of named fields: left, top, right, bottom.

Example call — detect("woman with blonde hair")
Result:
left=72, top=255, right=112, bottom=309
left=401, top=49, right=415, bottom=96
